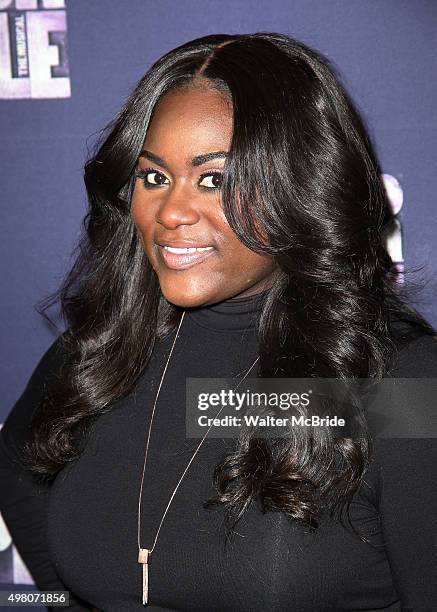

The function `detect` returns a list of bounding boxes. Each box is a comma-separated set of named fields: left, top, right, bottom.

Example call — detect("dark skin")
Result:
left=131, top=83, right=279, bottom=309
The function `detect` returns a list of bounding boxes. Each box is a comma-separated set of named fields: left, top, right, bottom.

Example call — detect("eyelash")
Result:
left=134, top=167, right=223, bottom=191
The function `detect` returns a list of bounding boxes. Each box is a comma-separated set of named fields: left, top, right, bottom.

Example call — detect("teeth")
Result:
left=163, top=246, right=213, bottom=254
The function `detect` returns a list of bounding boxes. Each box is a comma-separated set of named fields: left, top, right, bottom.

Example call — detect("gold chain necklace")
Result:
left=137, top=309, right=260, bottom=605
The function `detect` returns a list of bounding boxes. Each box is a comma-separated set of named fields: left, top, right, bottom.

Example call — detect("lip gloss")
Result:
left=157, top=245, right=216, bottom=270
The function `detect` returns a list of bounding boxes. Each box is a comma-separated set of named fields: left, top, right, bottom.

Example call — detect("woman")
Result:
left=1, top=32, right=436, bottom=611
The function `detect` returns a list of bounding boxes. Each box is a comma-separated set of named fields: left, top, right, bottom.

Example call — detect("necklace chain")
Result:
left=137, top=308, right=259, bottom=563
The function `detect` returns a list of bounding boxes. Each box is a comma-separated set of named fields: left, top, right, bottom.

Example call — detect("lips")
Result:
left=156, top=244, right=216, bottom=270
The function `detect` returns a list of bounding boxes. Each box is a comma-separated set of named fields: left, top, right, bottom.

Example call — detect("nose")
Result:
left=156, top=183, right=200, bottom=229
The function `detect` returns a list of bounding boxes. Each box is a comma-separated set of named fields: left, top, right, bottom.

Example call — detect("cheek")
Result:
left=242, top=252, right=276, bottom=277
left=131, top=189, right=146, bottom=225
left=223, top=234, right=276, bottom=277
left=131, top=192, right=154, bottom=236
left=215, top=214, right=272, bottom=268
left=130, top=196, right=154, bottom=258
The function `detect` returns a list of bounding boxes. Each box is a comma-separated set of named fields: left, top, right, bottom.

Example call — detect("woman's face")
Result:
left=131, top=84, right=278, bottom=308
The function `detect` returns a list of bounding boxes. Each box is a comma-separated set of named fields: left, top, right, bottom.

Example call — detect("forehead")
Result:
left=143, top=86, right=233, bottom=155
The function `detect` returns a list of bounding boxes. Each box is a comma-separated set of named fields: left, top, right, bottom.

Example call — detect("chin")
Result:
left=160, top=285, right=214, bottom=309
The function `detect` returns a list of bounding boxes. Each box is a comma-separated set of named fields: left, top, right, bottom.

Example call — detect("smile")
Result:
left=157, top=245, right=216, bottom=270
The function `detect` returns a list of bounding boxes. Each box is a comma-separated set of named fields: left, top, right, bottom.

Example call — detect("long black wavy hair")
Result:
left=25, top=32, right=435, bottom=537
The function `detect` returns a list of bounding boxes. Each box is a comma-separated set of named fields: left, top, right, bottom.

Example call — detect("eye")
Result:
left=198, top=172, right=223, bottom=190
left=135, top=168, right=170, bottom=188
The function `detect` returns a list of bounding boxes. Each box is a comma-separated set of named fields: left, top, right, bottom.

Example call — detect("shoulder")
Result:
left=387, top=314, right=437, bottom=378
left=1, top=333, right=70, bottom=467
left=14, top=333, right=71, bottom=406
left=367, top=319, right=437, bottom=479
left=366, top=327, right=437, bottom=439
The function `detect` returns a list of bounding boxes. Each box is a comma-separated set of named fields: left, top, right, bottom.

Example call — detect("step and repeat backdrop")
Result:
left=1, top=0, right=436, bottom=598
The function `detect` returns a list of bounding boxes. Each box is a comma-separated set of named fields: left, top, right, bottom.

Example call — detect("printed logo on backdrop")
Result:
left=0, top=424, right=36, bottom=586
left=0, top=0, right=70, bottom=99
left=382, top=173, right=404, bottom=282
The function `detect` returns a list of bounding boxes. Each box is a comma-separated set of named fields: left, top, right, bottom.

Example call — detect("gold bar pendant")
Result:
left=138, top=548, right=150, bottom=605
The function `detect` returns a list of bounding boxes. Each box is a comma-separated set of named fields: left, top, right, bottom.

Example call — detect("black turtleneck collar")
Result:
left=184, top=288, right=269, bottom=332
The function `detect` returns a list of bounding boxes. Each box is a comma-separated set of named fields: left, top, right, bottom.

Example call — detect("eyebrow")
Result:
left=138, top=149, right=228, bottom=169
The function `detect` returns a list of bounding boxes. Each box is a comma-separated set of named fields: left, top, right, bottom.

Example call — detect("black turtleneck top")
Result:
left=1, top=291, right=437, bottom=612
